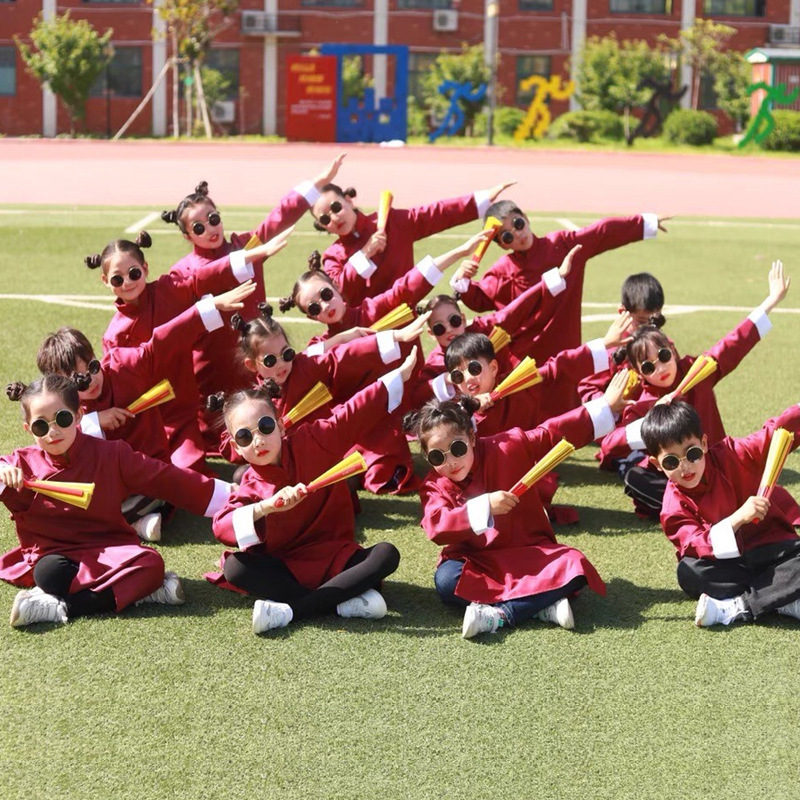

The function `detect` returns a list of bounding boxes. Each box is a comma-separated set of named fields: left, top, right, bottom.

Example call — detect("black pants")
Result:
left=223, top=542, right=400, bottom=621
left=33, top=554, right=116, bottom=619
left=623, top=465, right=667, bottom=520
left=677, top=539, right=800, bottom=619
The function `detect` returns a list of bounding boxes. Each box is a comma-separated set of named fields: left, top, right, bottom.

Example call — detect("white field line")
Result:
left=2, top=208, right=800, bottom=230
left=555, top=218, right=580, bottom=231
left=3, top=295, right=800, bottom=324
left=125, top=211, right=161, bottom=234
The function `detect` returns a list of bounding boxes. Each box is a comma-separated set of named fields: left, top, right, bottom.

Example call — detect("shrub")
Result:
left=493, top=106, right=526, bottom=137
left=407, top=98, right=429, bottom=138
left=663, top=109, right=717, bottom=146
left=547, top=110, right=625, bottom=142
left=761, top=110, right=800, bottom=152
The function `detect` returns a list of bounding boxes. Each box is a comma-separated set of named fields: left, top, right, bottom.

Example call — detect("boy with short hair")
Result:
left=641, top=401, right=800, bottom=627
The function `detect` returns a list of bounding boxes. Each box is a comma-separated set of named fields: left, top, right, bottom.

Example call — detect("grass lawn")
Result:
left=1, top=205, right=799, bottom=800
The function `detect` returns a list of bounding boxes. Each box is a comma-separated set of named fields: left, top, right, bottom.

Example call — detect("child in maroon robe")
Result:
left=209, top=350, right=418, bottom=635
left=407, top=370, right=628, bottom=639
left=0, top=375, right=231, bottom=628
left=641, top=401, right=800, bottom=628
left=313, top=179, right=513, bottom=305
left=602, top=260, right=793, bottom=520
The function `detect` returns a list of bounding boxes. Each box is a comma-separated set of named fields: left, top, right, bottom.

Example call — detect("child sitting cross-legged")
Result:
left=641, top=401, right=800, bottom=628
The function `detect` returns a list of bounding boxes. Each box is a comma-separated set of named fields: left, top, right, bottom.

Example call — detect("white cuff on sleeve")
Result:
left=229, top=249, right=255, bottom=282
left=415, top=255, right=443, bottom=286
left=80, top=412, right=105, bottom=440
left=295, top=179, right=320, bottom=206
left=432, top=372, right=456, bottom=401
left=748, top=307, right=773, bottom=339
left=586, top=338, right=610, bottom=373
left=710, top=520, right=740, bottom=559
left=0, top=480, right=6, bottom=495
left=466, top=493, right=493, bottom=534
left=232, top=504, right=261, bottom=549
left=195, top=296, right=224, bottom=332
left=205, top=479, right=234, bottom=518
left=542, top=267, right=566, bottom=296
left=473, top=189, right=491, bottom=220
left=450, top=275, right=470, bottom=294
left=348, top=249, right=378, bottom=279
left=584, top=398, right=616, bottom=440
left=304, top=342, right=326, bottom=357
left=379, top=367, right=404, bottom=413
left=376, top=329, right=401, bottom=363
left=642, top=213, right=659, bottom=240
left=625, top=418, right=646, bottom=451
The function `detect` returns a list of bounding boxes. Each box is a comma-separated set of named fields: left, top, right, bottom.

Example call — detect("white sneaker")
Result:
left=132, top=513, right=162, bottom=543
left=336, top=588, right=388, bottom=619
left=136, top=571, right=185, bottom=606
left=777, top=597, right=800, bottom=621
left=694, top=593, right=748, bottom=627
left=537, top=597, right=575, bottom=630
left=10, top=587, right=68, bottom=627
left=461, top=603, right=504, bottom=639
left=252, top=599, right=293, bottom=634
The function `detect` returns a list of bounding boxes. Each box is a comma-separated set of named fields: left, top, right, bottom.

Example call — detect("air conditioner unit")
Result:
left=433, top=9, right=458, bottom=32
left=771, top=25, right=791, bottom=43
left=241, top=10, right=274, bottom=35
left=211, top=100, right=235, bottom=124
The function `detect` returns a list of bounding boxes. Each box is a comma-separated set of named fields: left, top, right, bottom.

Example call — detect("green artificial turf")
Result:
left=1, top=206, right=799, bottom=800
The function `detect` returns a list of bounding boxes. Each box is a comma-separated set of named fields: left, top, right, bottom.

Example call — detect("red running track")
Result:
left=0, top=139, right=798, bottom=218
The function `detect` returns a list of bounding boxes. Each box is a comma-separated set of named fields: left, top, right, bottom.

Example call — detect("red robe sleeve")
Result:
left=211, top=473, right=266, bottom=548
left=703, top=315, right=763, bottom=386
left=400, top=193, right=479, bottom=240
left=521, top=403, right=598, bottom=455
left=420, top=478, right=484, bottom=547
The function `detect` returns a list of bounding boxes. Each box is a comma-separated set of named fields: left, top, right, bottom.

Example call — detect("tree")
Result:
left=659, top=19, right=737, bottom=110
left=341, top=55, right=373, bottom=106
left=150, top=0, right=239, bottom=136
left=712, top=51, right=751, bottom=131
left=576, top=35, right=670, bottom=139
left=419, top=44, right=491, bottom=137
left=15, top=12, right=113, bottom=134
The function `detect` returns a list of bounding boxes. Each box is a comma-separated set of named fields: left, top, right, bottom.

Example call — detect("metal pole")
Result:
left=484, top=0, right=499, bottom=146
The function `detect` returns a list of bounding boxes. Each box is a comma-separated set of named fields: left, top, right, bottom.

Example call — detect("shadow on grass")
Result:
left=557, top=505, right=660, bottom=538
left=357, top=494, right=421, bottom=534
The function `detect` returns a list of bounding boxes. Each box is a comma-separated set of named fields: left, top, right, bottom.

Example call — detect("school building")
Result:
left=2, top=0, right=800, bottom=137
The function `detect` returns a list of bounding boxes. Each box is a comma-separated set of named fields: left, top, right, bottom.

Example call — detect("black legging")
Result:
left=223, top=542, right=400, bottom=621
left=33, top=554, right=116, bottom=619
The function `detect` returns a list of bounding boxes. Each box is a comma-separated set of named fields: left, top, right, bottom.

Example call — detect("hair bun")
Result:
left=402, top=410, right=421, bottom=435
left=258, top=302, right=273, bottom=320
left=195, top=181, right=209, bottom=196
left=307, top=250, right=322, bottom=271
left=612, top=346, right=628, bottom=366
left=261, top=379, right=281, bottom=400
left=206, top=392, right=225, bottom=412
left=73, top=373, right=92, bottom=392
left=278, top=295, right=295, bottom=314
left=6, top=381, right=25, bottom=402
left=161, top=209, right=178, bottom=225
left=344, top=187, right=357, bottom=199
left=459, top=396, right=481, bottom=417
left=650, top=312, right=666, bottom=329
left=84, top=253, right=102, bottom=270
left=230, top=313, right=247, bottom=334
left=135, top=231, right=152, bottom=249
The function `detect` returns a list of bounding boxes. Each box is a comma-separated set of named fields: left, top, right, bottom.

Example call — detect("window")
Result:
left=698, top=71, right=719, bottom=110
left=300, top=0, right=362, bottom=6
left=408, top=52, right=438, bottom=100
left=205, top=49, right=240, bottom=101
left=703, top=0, right=765, bottom=15
left=0, top=47, right=15, bottom=96
left=519, top=0, right=554, bottom=10
left=610, top=0, right=671, bottom=12
left=90, top=47, right=143, bottom=98
left=397, top=0, right=451, bottom=6
left=516, top=55, right=551, bottom=106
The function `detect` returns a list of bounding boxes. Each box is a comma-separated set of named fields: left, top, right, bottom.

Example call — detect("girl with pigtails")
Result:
left=162, top=155, right=347, bottom=406
left=0, top=375, right=232, bottom=629
left=408, top=371, right=630, bottom=640
left=280, top=229, right=494, bottom=352
left=313, top=179, right=515, bottom=306
left=209, top=301, right=427, bottom=496
left=34, top=282, right=255, bottom=542
left=88, top=228, right=289, bottom=474
left=207, top=349, right=419, bottom=635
